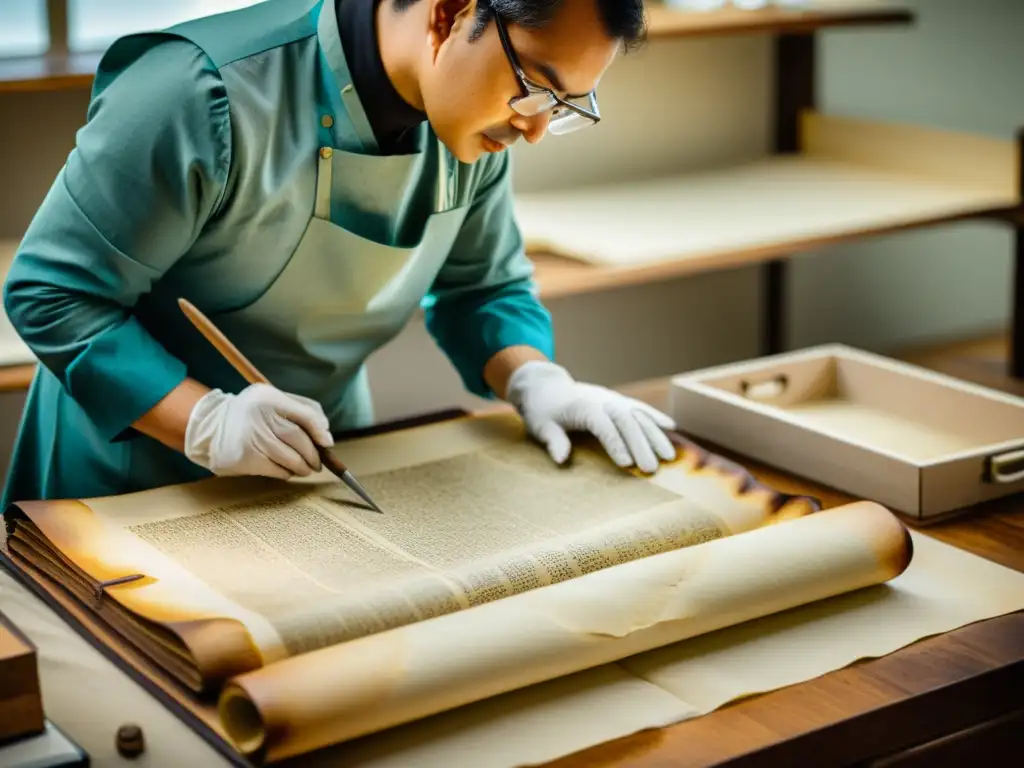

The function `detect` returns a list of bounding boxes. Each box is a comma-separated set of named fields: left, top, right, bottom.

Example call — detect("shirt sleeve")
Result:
left=422, top=150, right=555, bottom=398
left=2, top=35, right=231, bottom=441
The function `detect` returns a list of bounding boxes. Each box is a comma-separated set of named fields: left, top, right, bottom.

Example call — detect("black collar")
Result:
left=336, top=0, right=426, bottom=154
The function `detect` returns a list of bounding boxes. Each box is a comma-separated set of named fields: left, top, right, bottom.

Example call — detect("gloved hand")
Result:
left=185, top=384, right=335, bottom=479
left=504, top=361, right=677, bottom=474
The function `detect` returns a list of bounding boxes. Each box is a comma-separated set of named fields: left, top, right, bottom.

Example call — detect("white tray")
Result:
left=669, top=344, right=1024, bottom=519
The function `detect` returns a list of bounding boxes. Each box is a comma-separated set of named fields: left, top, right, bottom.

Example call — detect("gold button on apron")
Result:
left=320, top=147, right=333, bottom=160
left=321, top=115, right=334, bottom=128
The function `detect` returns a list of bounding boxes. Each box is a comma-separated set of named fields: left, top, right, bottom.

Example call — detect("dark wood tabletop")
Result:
left=542, top=372, right=1024, bottom=767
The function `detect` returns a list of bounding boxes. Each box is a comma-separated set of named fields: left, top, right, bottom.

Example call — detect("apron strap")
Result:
left=315, top=147, right=333, bottom=219
left=436, top=140, right=451, bottom=212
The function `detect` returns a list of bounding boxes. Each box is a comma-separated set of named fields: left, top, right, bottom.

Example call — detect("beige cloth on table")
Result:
left=4, top=527, right=1024, bottom=768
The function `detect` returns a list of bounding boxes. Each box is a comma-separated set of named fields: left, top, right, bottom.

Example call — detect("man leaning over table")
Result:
left=1, top=0, right=677, bottom=510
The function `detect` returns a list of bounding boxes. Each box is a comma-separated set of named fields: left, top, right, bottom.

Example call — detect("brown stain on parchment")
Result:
left=567, top=429, right=821, bottom=525
left=8, top=499, right=266, bottom=694
left=836, top=500, right=915, bottom=579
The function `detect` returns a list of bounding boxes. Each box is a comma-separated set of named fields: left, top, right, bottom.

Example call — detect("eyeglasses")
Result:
left=492, top=12, right=601, bottom=135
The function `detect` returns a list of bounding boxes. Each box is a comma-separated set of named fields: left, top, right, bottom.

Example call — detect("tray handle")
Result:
left=986, top=448, right=1024, bottom=484
left=740, top=374, right=789, bottom=401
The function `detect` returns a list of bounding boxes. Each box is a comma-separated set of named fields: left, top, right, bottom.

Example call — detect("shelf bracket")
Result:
left=46, top=0, right=69, bottom=56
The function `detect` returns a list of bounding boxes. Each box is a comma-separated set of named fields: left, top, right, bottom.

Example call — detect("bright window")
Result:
left=68, top=0, right=269, bottom=53
left=0, top=0, right=49, bottom=57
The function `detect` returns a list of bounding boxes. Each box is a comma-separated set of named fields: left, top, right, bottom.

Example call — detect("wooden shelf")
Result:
left=518, top=111, right=1021, bottom=300
left=645, top=2, right=913, bottom=40
left=1, top=110, right=1019, bottom=386
left=0, top=241, right=35, bottom=390
left=0, top=365, right=34, bottom=392
left=0, top=51, right=101, bottom=94
left=0, top=3, right=912, bottom=95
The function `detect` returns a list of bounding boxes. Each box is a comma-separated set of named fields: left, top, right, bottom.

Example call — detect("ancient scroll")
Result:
left=4, top=411, right=920, bottom=766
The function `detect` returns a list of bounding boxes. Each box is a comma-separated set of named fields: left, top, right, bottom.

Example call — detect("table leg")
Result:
left=1011, top=129, right=1024, bottom=379
left=763, top=32, right=815, bottom=357
left=1012, top=224, right=1024, bottom=378
left=762, top=259, right=787, bottom=356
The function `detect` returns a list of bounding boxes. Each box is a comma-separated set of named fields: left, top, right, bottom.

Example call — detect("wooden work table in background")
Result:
left=535, top=362, right=1024, bottom=767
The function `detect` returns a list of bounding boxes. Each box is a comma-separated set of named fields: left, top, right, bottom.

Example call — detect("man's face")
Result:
left=419, top=0, right=620, bottom=164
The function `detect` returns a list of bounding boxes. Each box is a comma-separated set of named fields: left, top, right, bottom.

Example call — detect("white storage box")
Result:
left=669, top=344, right=1024, bottom=519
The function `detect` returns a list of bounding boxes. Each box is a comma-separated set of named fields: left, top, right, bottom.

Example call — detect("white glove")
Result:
left=505, top=361, right=677, bottom=474
left=185, top=384, right=334, bottom=480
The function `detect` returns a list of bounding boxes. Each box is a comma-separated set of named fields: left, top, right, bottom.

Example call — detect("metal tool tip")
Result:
left=341, top=470, right=384, bottom=514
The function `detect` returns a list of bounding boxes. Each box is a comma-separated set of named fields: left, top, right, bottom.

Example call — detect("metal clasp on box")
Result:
left=985, top=448, right=1024, bottom=484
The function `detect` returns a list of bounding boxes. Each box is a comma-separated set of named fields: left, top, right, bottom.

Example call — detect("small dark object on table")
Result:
left=116, top=723, right=144, bottom=758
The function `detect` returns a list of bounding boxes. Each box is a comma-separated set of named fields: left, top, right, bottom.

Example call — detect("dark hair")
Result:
left=390, top=0, right=648, bottom=51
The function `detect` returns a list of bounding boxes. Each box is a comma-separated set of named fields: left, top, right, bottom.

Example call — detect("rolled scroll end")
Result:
left=219, top=682, right=267, bottom=760
left=834, top=500, right=914, bottom=581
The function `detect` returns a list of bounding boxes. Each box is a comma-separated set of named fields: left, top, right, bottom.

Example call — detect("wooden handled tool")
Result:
left=177, top=298, right=383, bottom=514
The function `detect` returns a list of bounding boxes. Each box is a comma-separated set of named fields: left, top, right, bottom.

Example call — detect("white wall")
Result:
left=791, top=0, right=1021, bottom=349
left=0, top=0, right=1016, bottom=450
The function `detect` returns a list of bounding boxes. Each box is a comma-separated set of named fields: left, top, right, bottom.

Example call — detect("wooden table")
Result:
left=540, top=376, right=1024, bottom=767
left=1, top=363, right=1021, bottom=766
